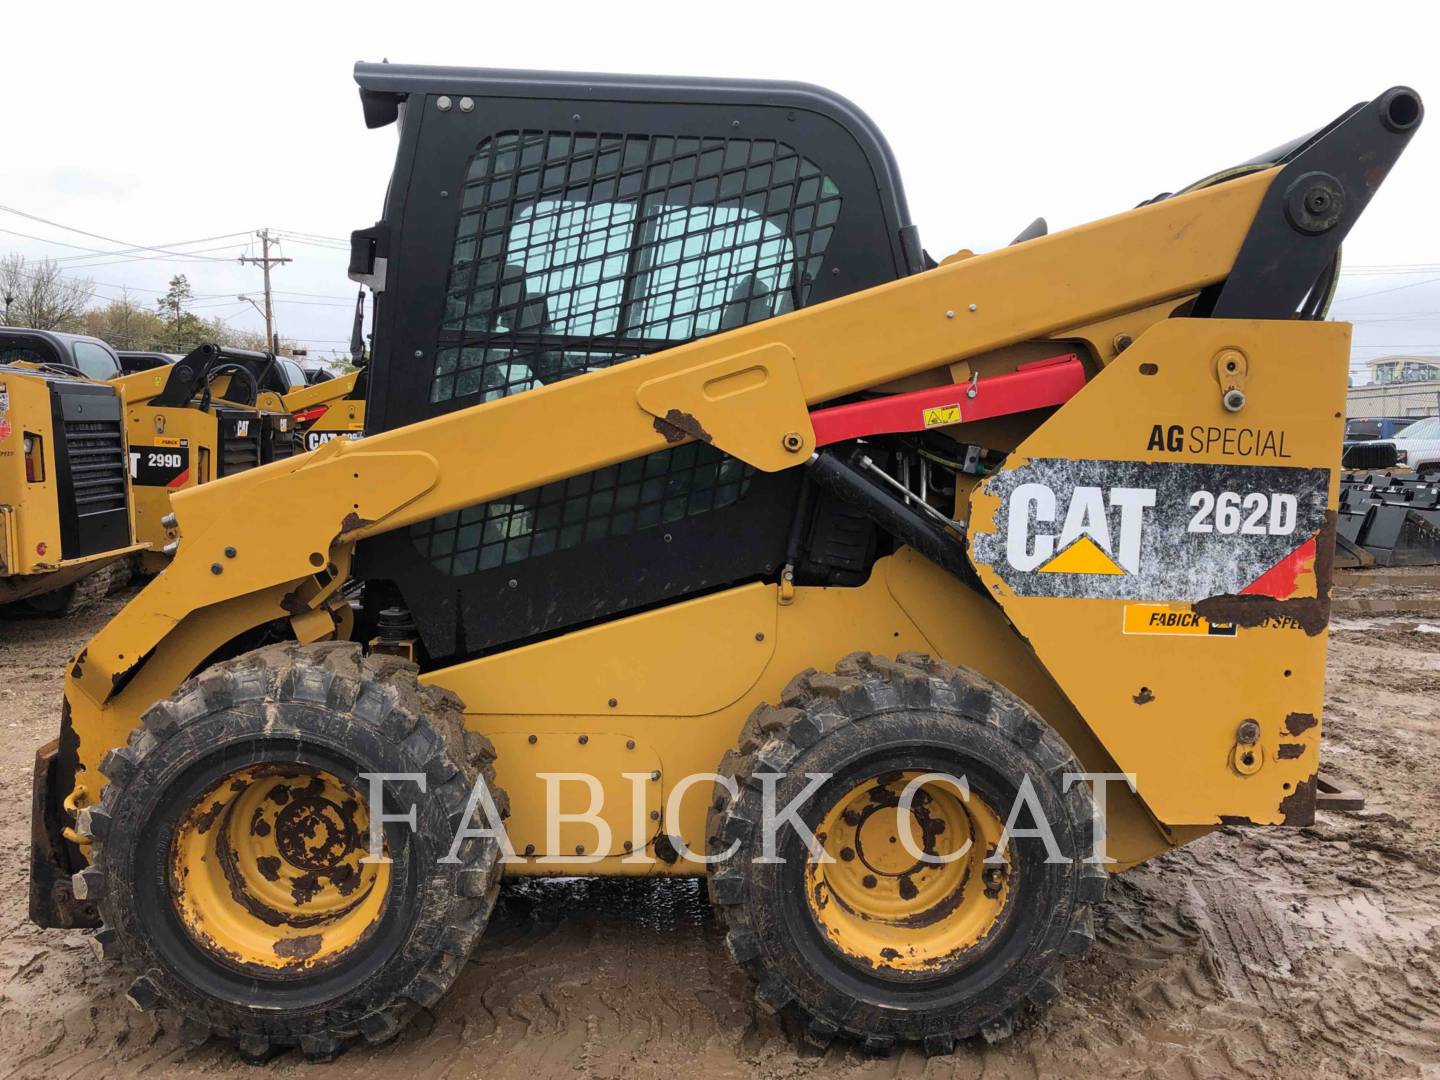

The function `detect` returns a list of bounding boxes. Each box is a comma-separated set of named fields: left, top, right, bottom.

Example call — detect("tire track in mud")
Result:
left=1187, top=876, right=1297, bottom=1004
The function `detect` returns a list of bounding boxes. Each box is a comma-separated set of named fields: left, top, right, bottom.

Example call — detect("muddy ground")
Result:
left=1, top=571, right=1438, bottom=1079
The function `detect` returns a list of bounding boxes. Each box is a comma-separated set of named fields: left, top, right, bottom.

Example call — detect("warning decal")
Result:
left=923, top=404, right=961, bottom=428
left=970, top=458, right=1329, bottom=600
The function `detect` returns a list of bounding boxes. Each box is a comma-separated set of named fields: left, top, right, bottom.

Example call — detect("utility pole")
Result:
left=238, top=228, right=291, bottom=353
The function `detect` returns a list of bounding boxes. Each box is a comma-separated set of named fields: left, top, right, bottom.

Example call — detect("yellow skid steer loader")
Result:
left=28, top=66, right=1421, bottom=1061
left=287, top=368, right=367, bottom=451
left=0, top=330, right=142, bottom=614
left=114, top=344, right=300, bottom=572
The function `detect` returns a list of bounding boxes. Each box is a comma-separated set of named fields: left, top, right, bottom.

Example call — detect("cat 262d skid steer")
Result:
left=29, top=66, right=1421, bottom=1061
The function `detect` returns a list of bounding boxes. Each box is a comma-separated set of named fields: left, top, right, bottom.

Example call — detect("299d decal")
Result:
left=128, top=440, right=190, bottom=488
left=970, top=458, right=1328, bottom=601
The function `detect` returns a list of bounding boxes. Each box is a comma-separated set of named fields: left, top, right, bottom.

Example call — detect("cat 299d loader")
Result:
left=114, top=344, right=300, bottom=572
left=29, top=66, right=1421, bottom=1061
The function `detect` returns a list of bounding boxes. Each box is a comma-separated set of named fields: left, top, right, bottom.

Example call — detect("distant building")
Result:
left=1368, top=354, right=1440, bottom=385
left=1348, top=355, right=1440, bottom=419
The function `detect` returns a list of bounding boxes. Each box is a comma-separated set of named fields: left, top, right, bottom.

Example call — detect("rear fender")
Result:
left=968, top=318, right=1348, bottom=826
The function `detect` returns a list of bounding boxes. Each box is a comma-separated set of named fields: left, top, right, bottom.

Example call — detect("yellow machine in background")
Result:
left=285, top=369, right=367, bottom=451
left=0, top=330, right=142, bottom=613
left=114, top=344, right=299, bottom=572
left=28, top=68, right=1421, bottom=1063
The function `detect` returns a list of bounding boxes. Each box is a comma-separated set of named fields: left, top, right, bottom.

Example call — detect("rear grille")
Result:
left=264, top=414, right=299, bottom=464
left=62, top=418, right=128, bottom=515
left=48, top=381, right=131, bottom=560
left=218, top=413, right=262, bottom=477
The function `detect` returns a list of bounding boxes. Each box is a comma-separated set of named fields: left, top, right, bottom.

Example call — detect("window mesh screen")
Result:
left=414, top=128, right=841, bottom=576
left=410, top=442, right=752, bottom=576
left=434, top=129, right=841, bottom=403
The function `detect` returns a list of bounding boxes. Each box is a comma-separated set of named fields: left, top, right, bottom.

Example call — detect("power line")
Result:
left=0, top=224, right=253, bottom=264
left=272, top=227, right=350, bottom=243
left=272, top=288, right=357, bottom=301
left=2, top=252, right=356, bottom=312
left=0, top=229, right=250, bottom=275
left=3, top=263, right=230, bottom=305
left=1339, top=263, right=1440, bottom=276
left=1345, top=315, right=1440, bottom=326
left=0, top=204, right=239, bottom=262
left=51, top=231, right=253, bottom=263
left=41, top=243, right=252, bottom=271
left=1340, top=307, right=1440, bottom=318
left=189, top=299, right=254, bottom=311
left=1333, top=274, right=1440, bottom=303
left=274, top=237, right=350, bottom=252
left=1, top=262, right=183, bottom=296
left=0, top=226, right=132, bottom=255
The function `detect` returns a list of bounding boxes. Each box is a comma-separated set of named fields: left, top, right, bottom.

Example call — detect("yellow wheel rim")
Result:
left=805, top=770, right=1015, bottom=975
left=169, top=766, right=390, bottom=974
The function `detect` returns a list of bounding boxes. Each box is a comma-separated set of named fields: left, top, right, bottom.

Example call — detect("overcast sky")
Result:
left=4, top=1, right=1435, bottom=379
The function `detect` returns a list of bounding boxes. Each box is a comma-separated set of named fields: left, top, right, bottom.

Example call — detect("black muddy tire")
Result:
left=705, top=652, right=1107, bottom=1055
left=18, top=562, right=117, bottom=617
left=73, top=642, right=506, bottom=1062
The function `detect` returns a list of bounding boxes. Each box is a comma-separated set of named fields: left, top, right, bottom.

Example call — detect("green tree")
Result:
left=155, top=274, right=209, bottom=351
left=81, top=290, right=168, bottom=350
left=6, top=258, right=311, bottom=357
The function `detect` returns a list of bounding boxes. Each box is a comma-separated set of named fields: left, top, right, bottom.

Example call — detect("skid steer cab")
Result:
left=31, top=66, right=1422, bottom=1062
left=113, top=343, right=300, bottom=572
left=0, top=330, right=142, bottom=614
